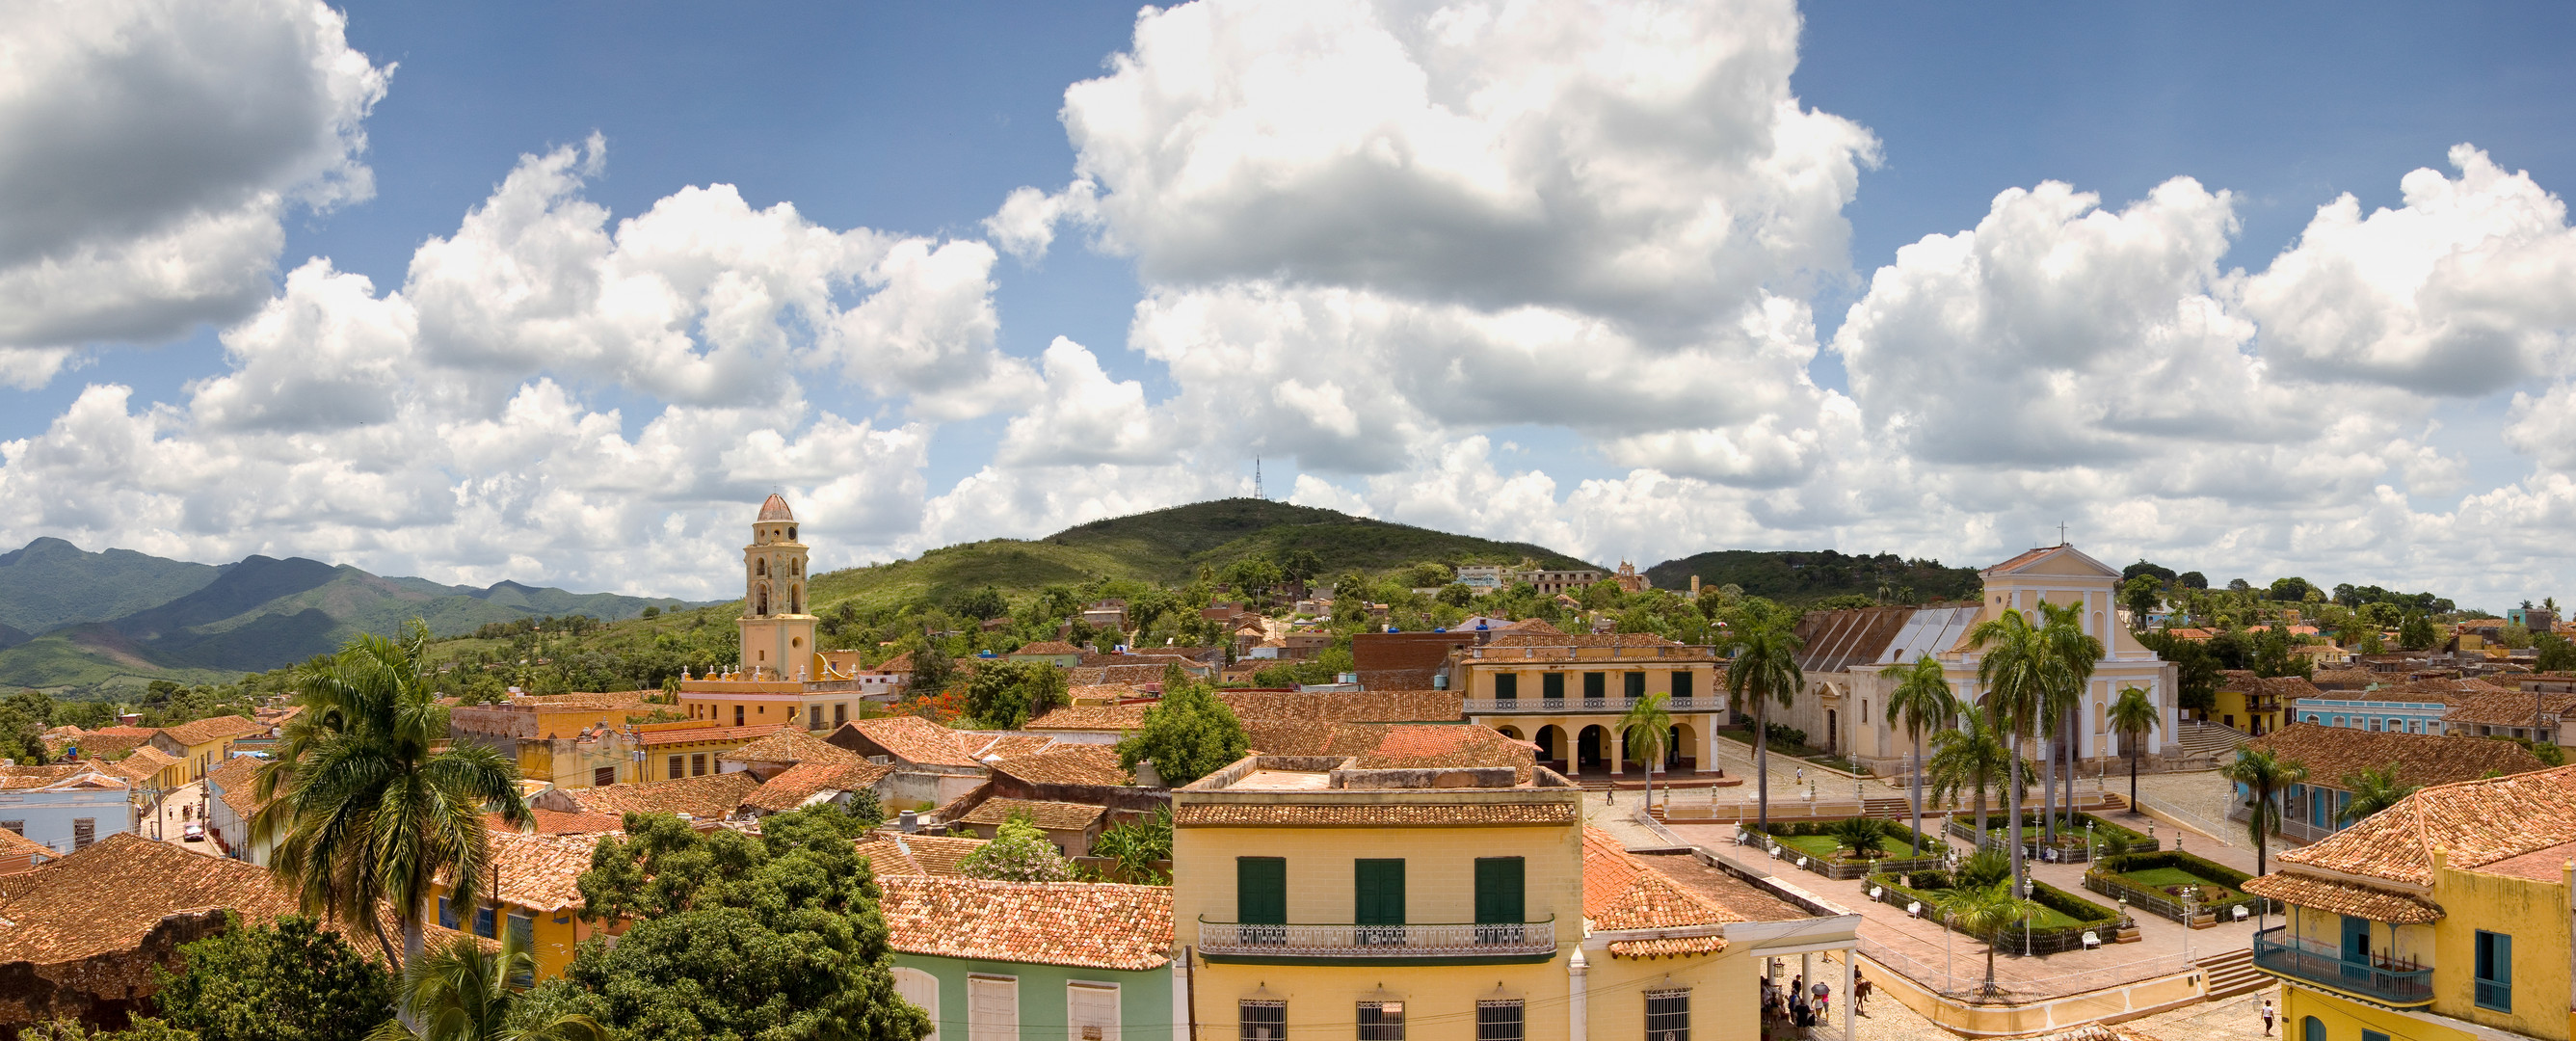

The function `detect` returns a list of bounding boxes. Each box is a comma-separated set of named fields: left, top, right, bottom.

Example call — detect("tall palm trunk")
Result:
left=2006, top=738, right=2026, bottom=890
left=1909, top=733, right=1925, bottom=855
left=1754, top=700, right=1770, bottom=833
left=2064, top=711, right=2080, bottom=834
left=2040, top=730, right=2057, bottom=846
left=2128, top=740, right=2140, bottom=813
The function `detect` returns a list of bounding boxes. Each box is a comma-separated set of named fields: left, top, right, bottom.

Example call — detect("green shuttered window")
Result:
left=1237, top=857, right=1286, bottom=924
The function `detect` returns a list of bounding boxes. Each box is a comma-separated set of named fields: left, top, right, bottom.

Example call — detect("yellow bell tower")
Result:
left=737, top=494, right=818, bottom=680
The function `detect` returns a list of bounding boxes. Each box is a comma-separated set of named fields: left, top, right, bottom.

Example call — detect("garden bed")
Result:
left=1714, top=726, right=1831, bottom=761
left=1947, top=812, right=2159, bottom=864
left=2083, top=850, right=2276, bottom=924
left=1865, top=868, right=2126, bottom=955
left=1748, top=819, right=1948, bottom=881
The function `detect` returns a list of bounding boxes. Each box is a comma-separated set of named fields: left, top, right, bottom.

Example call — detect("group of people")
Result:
left=1759, top=964, right=1870, bottom=1037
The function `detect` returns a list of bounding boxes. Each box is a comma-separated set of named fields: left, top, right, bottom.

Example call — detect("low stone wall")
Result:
left=0, top=908, right=230, bottom=1031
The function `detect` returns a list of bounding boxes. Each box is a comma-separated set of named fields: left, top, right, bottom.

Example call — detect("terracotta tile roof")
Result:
left=0, top=765, right=88, bottom=790
left=2278, top=763, right=2576, bottom=885
left=1025, top=705, right=1152, bottom=732
left=565, top=772, right=760, bottom=820
left=1174, top=801, right=1576, bottom=827
left=838, top=716, right=982, bottom=768
left=725, top=728, right=863, bottom=766
left=475, top=831, right=609, bottom=912
left=2217, top=671, right=2325, bottom=699
left=41, top=731, right=148, bottom=761
left=1244, top=721, right=1538, bottom=781
left=2471, top=838, right=2576, bottom=882
left=505, top=809, right=626, bottom=836
left=854, top=833, right=989, bottom=877
left=869, top=652, right=916, bottom=674
left=0, top=826, right=53, bottom=862
left=1581, top=829, right=1737, bottom=957
left=2310, top=669, right=2381, bottom=689
left=2245, top=723, right=2545, bottom=790
left=1629, top=850, right=1810, bottom=922
left=1218, top=691, right=1465, bottom=723
left=877, top=876, right=1171, bottom=970
left=206, top=755, right=267, bottom=818
left=990, top=746, right=1133, bottom=787
left=1014, top=641, right=1082, bottom=656
left=2241, top=873, right=2442, bottom=923
left=2442, top=689, right=2576, bottom=729
left=158, top=714, right=266, bottom=747
left=0, top=833, right=412, bottom=965
left=969, top=734, right=1058, bottom=761
left=1982, top=546, right=2064, bottom=574
left=636, top=723, right=785, bottom=748
left=94, top=745, right=179, bottom=784
left=1069, top=664, right=1175, bottom=686
left=958, top=798, right=1106, bottom=832
left=741, top=761, right=892, bottom=814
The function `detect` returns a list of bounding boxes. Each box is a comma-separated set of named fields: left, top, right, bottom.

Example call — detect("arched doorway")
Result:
left=1535, top=725, right=1564, bottom=767
left=1578, top=725, right=1608, bottom=770
left=1669, top=722, right=1698, bottom=771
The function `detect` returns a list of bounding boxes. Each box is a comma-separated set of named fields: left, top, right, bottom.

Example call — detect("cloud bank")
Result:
left=7, top=0, right=2576, bottom=609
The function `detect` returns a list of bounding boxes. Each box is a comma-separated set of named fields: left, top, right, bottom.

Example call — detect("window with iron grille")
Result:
left=1475, top=1001, right=1523, bottom=1041
left=1239, top=1001, right=1285, bottom=1041
left=2476, top=930, right=2513, bottom=1011
left=1644, top=989, right=1688, bottom=1041
left=474, top=905, right=497, bottom=939
left=1356, top=1001, right=1403, bottom=1041
left=669, top=755, right=684, bottom=780
left=595, top=766, right=617, bottom=787
left=693, top=753, right=708, bottom=776
left=71, top=819, right=93, bottom=850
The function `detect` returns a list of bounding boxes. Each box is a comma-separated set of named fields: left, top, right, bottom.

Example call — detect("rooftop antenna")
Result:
left=1254, top=457, right=1264, bottom=501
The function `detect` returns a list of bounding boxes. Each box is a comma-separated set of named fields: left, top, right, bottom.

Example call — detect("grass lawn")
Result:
left=1716, top=728, right=1832, bottom=760
left=1772, top=834, right=1936, bottom=860
left=2118, top=866, right=2241, bottom=899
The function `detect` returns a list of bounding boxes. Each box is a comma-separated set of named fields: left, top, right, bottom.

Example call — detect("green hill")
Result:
left=1643, top=549, right=1982, bottom=606
left=805, top=498, right=1601, bottom=612
left=0, top=540, right=698, bottom=693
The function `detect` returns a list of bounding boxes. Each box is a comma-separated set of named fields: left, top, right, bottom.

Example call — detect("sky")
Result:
left=4, top=0, right=2575, bottom=608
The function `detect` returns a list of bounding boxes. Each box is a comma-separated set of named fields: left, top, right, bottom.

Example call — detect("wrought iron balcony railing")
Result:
left=2251, top=926, right=2433, bottom=1006
left=1461, top=698, right=1726, bottom=714
left=1198, top=918, right=1557, bottom=958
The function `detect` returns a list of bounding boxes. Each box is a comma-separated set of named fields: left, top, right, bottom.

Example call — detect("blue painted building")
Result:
left=2290, top=697, right=2451, bottom=736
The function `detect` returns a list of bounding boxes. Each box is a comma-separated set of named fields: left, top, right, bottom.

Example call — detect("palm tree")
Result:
left=254, top=623, right=534, bottom=970
left=1925, top=713, right=2016, bottom=840
left=1885, top=655, right=1955, bottom=848
left=1940, top=880, right=2042, bottom=996
left=1620, top=691, right=1674, bottom=808
left=1723, top=601, right=1805, bottom=833
left=1968, top=608, right=2051, bottom=890
left=2108, top=685, right=2159, bottom=813
left=374, top=931, right=606, bottom=1041
left=2220, top=746, right=2309, bottom=876
left=2335, top=763, right=2418, bottom=826
left=2035, top=601, right=2101, bottom=843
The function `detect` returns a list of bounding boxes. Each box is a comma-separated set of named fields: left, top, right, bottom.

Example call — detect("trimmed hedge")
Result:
left=2085, top=850, right=2274, bottom=922
left=1863, top=870, right=2124, bottom=955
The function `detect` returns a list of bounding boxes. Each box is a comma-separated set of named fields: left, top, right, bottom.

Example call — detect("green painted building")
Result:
left=881, top=875, right=1178, bottom=1041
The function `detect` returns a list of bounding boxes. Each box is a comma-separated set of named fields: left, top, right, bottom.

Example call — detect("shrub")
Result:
left=1830, top=817, right=1893, bottom=858
left=1956, top=850, right=2010, bottom=892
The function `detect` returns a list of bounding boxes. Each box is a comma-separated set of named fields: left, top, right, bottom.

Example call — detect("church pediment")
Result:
left=1981, top=544, right=2118, bottom=579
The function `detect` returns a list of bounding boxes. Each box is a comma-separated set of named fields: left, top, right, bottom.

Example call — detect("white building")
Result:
left=0, top=767, right=132, bottom=856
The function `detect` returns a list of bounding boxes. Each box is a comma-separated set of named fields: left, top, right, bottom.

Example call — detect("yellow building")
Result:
left=145, top=715, right=267, bottom=785
left=1449, top=628, right=1728, bottom=777
left=633, top=721, right=783, bottom=782
left=434, top=829, right=620, bottom=979
left=1171, top=755, right=1854, bottom=1041
left=2245, top=763, right=2576, bottom=1041
left=449, top=692, right=663, bottom=788
left=675, top=494, right=881, bottom=726
left=2211, top=672, right=2320, bottom=736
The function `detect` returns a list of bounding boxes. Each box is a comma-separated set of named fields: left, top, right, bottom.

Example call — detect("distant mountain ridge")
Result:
left=0, top=537, right=694, bottom=691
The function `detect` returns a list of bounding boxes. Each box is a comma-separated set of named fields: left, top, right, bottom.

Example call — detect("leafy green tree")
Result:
left=151, top=914, right=393, bottom=1041
left=964, top=660, right=1070, bottom=729
left=2397, top=613, right=2439, bottom=652
left=2108, top=685, right=2160, bottom=813
left=2137, top=629, right=2220, bottom=715
left=1116, top=668, right=1250, bottom=786
left=255, top=623, right=533, bottom=969
left=1885, top=655, right=1954, bottom=844
left=1720, top=599, right=1803, bottom=832
left=1274, top=548, right=1323, bottom=596
left=1938, top=881, right=2041, bottom=995
left=2221, top=746, right=2308, bottom=877
left=1091, top=807, right=1173, bottom=884
left=953, top=586, right=1010, bottom=622
left=1808, top=593, right=1876, bottom=611
left=1436, top=583, right=1474, bottom=607
left=2120, top=574, right=2164, bottom=619
left=1967, top=608, right=2052, bottom=890
left=566, top=808, right=929, bottom=1041
left=908, top=643, right=960, bottom=697
left=2334, top=763, right=2418, bottom=826
left=376, top=931, right=604, bottom=1041
left=1618, top=692, right=1672, bottom=806
left=2121, top=560, right=2177, bottom=584
left=958, top=816, right=1075, bottom=882
left=2537, top=633, right=2576, bottom=673
left=2268, top=576, right=2316, bottom=601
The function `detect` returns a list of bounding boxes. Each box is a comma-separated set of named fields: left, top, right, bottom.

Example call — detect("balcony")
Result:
left=1461, top=698, right=1726, bottom=714
left=1198, top=918, right=1557, bottom=961
left=2251, top=927, right=2433, bottom=1006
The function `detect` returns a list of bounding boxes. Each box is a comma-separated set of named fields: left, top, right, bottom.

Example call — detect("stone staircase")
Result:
left=2197, top=948, right=2268, bottom=999
left=2174, top=721, right=2251, bottom=760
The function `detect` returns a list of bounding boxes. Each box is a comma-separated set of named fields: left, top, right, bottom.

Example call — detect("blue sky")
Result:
left=4, top=0, right=2574, bottom=605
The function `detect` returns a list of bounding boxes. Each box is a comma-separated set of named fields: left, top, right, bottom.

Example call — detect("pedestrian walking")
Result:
left=1854, top=970, right=1871, bottom=1012
left=2261, top=998, right=2276, bottom=1035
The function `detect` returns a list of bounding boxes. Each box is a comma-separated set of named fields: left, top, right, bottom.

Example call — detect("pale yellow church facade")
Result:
left=677, top=494, right=881, bottom=733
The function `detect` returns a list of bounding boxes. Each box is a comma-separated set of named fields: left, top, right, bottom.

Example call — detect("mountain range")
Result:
left=0, top=538, right=689, bottom=692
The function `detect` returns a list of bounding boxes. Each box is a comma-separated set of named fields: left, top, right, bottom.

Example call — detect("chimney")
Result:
left=898, top=810, right=919, bottom=833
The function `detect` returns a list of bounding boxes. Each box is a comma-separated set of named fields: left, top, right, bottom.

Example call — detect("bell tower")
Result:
left=738, top=494, right=818, bottom=680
